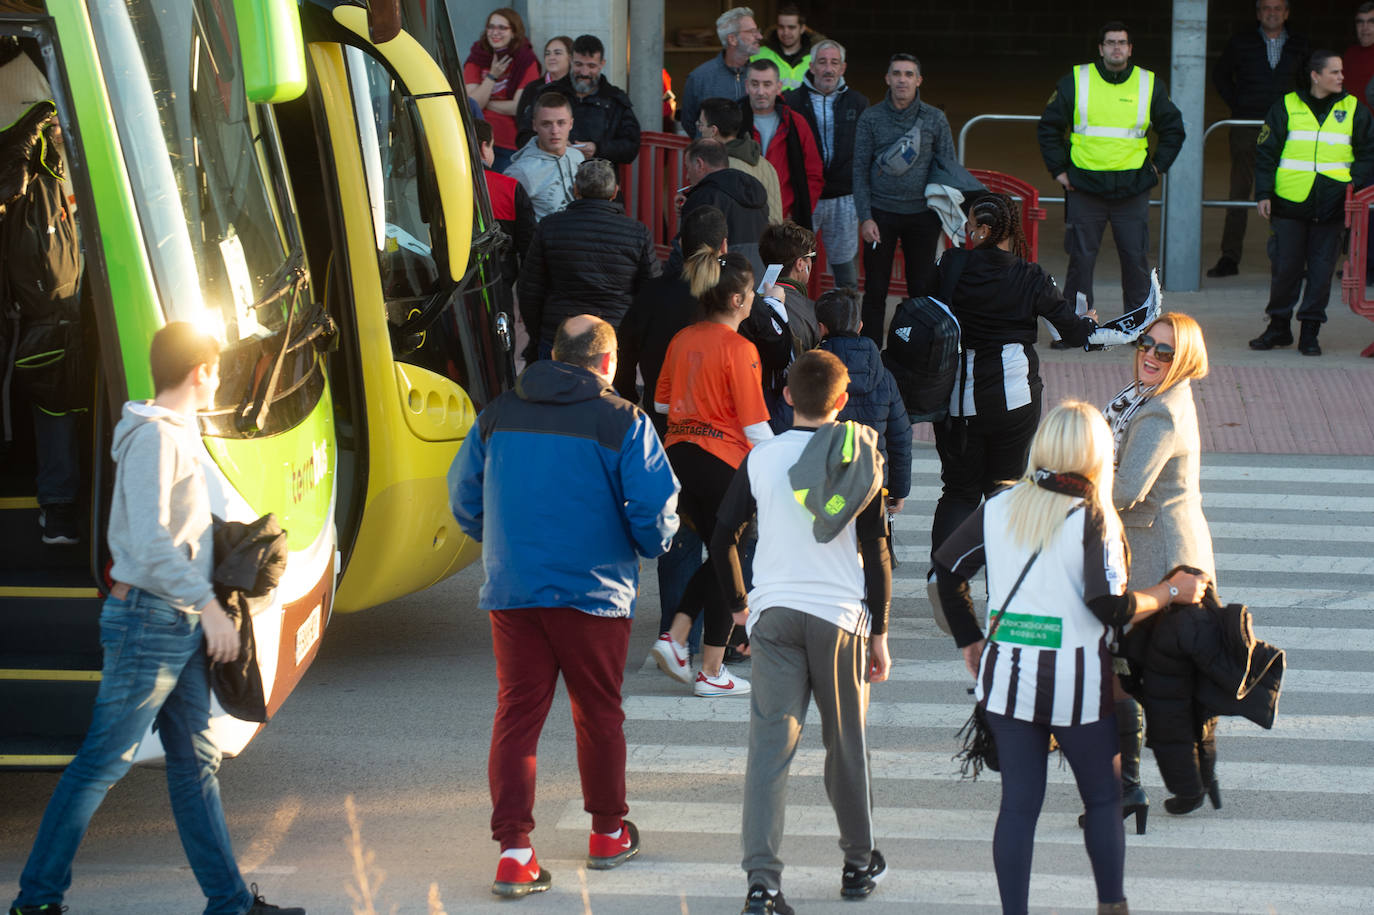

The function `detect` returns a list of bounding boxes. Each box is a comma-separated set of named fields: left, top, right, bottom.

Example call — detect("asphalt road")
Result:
left=3, top=447, right=1373, bottom=914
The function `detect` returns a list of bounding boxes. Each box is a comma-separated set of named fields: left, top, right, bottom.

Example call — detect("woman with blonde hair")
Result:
left=1105, top=311, right=1219, bottom=819
left=935, top=402, right=1207, bottom=915
left=651, top=249, right=775, bottom=698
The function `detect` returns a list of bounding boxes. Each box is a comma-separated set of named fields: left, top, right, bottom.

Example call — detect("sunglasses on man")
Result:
left=1134, top=334, right=1175, bottom=363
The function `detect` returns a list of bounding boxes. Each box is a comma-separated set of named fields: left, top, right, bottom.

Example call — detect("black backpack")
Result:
left=883, top=248, right=965, bottom=423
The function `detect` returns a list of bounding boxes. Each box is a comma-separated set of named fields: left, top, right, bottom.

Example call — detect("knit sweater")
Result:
left=852, top=89, right=956, bottom=221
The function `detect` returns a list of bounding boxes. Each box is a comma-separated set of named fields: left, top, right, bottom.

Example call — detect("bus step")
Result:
left=0, top=593, right=103, bottom=671
left=0, top=677, right=97, bottom=768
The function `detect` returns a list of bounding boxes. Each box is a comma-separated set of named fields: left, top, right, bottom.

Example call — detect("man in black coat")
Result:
left=1208, top=0, right=1308, bottom=278
left=678, top=139, right=770, bottom=275
left=517, top=158, right=659, bottom=369
left=783, top=38, right=868, bottom=289
left=514, top=34, right=641, bottom=165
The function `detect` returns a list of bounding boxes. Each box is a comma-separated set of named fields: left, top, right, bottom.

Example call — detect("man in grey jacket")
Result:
left=853, top=53, right=957, bottom=346
left=680, top=7, right=763, bottom=139
left=506, top=92, right=586, bottom=221
left=10, top=323, right=304, bottom=915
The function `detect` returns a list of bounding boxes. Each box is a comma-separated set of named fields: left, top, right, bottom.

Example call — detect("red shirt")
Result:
left=464, top=58, right=539, bottom=150
left=656, top=321, right=770, bottom=468
left=1345, top=43, right=1374, bottom=113
left=484, top=167, right=520, bottom=220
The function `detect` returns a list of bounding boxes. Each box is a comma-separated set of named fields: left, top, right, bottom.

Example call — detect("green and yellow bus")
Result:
left=0, top=0, right=511, bottom=767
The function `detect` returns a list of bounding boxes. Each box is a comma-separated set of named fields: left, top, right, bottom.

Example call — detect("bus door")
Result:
left=295, top=1, right=505, bottom=612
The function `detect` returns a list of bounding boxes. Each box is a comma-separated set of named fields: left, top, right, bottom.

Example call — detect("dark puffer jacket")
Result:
left=515, top=75, right=643, bottom=165
left=819, top=332, right=912, bottom=499
left=1123, top=584, right=1285, bottom=798
left=517, top=198, right=660, bottom=354
left=680, top=167, right=770, bottom=247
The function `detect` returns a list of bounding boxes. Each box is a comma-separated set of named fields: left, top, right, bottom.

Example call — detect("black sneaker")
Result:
left=1049, top=338, right=1072, bottom=350
left=841, top=848, right=887, bottom=899
left=741, top=883, right=794, bottom=915
left=39, top=503, right=80, bottom=545
left=10, top=905, right=67, bottom=914
left=1249, top=320, right=1293, bottom=350
left=245, top=884, right=305, bottom=914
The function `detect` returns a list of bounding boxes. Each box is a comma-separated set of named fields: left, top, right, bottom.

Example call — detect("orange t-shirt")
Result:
left=656, top=321, right=770, bottom=469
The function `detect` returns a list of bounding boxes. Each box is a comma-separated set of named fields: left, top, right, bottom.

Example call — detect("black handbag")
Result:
left=954, top=547, right=1041, bottom=780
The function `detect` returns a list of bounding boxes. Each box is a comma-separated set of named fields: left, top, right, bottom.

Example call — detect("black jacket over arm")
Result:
left=1254, top=88, right=1374, bottom=222
left=1038, top=61, right=1186, bottom=200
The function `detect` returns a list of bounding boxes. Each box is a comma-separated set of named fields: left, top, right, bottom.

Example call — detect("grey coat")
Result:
left=1113, top=380, right=1216, bottom=591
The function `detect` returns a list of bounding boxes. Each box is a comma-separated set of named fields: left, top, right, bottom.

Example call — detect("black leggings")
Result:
left=930, top=399, right=1041, bottom=564
left=665, top=442, right=737, bottom=647
left=984, top=711, right=1125, bottom=914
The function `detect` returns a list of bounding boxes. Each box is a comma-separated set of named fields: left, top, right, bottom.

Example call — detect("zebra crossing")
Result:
left=546, top=446, right=1374, bottom=913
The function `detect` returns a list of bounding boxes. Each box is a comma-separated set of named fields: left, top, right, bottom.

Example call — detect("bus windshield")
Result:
left=92, top=0, right=320, bottom=434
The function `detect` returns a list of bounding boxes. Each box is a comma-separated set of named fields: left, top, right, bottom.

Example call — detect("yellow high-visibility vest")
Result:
left=1069, top=64, right=1154, bottom=172
left=1275, top=92, right=1356, bottom=202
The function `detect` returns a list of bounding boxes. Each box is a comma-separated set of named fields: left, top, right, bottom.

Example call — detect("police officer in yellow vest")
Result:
left=1251, top=49, right=1374, bottom=355
left=1038, top=21, right=1185, bottom=331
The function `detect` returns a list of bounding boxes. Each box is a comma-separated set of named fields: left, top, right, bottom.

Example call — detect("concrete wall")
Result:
left=524, top=0, right=631, bottom=88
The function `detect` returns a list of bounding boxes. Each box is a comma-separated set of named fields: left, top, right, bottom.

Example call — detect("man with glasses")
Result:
left=1038, top=22, right=1184, bottom=330
left=1209, top=0, right=1307, bottom=279
left=680, top=7, right=763, bottom=139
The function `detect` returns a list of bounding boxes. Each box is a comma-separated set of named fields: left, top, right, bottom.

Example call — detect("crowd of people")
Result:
left=470, top=3, right=1374, bottom=369
left=445, top=5, right=1315, bottom=915
left=8, top=6, right=1321, bottom=915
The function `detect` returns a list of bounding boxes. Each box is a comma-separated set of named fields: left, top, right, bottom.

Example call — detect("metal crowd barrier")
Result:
left=1342, top=184, right=1374, bottom=357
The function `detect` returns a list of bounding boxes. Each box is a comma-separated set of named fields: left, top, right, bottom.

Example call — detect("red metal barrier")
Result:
left=621, top=135, right=1047, bottom=303
left=1341, top=184, right=1374, bottom=357
left=619, top=132, right=689, bottom=262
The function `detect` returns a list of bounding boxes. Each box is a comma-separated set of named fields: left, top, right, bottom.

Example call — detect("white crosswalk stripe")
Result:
left=600, top=448, right=1374, bottom=911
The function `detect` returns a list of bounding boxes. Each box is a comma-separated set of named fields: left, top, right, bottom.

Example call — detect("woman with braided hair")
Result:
left=928, top=193, right=1101, bottom=582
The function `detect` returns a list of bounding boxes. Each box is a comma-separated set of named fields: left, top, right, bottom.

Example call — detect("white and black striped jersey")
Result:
left=933, top=491, right=1133, bottom=727
left=937, top=247, right=1096, bottom=418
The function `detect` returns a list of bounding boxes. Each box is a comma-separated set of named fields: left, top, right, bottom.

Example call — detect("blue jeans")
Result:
left=13, top=590, right=253, bottom=915
left=32, top=405, right=80, bottom=507
left=658, top=524, right=703, bottom=655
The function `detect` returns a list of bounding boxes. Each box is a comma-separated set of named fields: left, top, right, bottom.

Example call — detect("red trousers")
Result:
left=489, top=608, right=631, bottom=849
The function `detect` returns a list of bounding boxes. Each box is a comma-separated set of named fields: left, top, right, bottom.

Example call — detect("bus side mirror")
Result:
left=366, top=0, right=402, bottom=44
left=233, top=0, right=308, bottom=103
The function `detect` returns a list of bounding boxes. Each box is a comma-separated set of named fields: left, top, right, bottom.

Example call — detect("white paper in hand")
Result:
left=757, top=263, right=783, bottom=293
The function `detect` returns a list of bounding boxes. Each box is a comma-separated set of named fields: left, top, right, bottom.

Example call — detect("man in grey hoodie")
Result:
left=853, top=53, right=957, bottom=347
left=505, top=92, right=586, bottom=221
left=9, top=323, right=303, bottom=915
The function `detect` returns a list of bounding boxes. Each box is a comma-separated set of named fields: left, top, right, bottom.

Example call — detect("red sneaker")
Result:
left=491, top=850, right=552, bottom=897
left=587, top=819, right=640, bottom=869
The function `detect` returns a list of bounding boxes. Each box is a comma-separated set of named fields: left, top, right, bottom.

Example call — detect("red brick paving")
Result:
left=912, top=363, right=1374, bottom=456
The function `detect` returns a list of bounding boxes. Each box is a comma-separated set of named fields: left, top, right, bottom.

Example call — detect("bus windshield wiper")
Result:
left=236, top=250, right=309, bottom=434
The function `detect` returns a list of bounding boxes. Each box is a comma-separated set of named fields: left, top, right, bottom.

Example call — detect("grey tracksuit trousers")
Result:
left=741, top=605, right=875, bottom=891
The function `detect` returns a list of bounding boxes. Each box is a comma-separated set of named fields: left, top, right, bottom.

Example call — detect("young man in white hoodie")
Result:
left=504, top=91, right=585, bottom=221
left=9, top=323, right=303, bottom=915
left=713, top=349, right=892, bottom=914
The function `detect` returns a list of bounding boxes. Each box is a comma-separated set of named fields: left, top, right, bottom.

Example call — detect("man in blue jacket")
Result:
left=449, top=315, right=680, bottom=900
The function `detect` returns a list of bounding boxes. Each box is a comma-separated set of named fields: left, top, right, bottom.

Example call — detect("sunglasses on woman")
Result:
left=1134, top=334, right=1175, bottom=362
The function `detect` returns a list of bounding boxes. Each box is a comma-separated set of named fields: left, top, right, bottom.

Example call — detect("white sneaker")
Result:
left=693, top=665, right=750, bottom=697
left=651, top=634, right=693, bottom=684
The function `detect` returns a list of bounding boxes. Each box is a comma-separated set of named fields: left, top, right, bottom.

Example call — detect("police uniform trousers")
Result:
left=1265, top=215, right=1343, bottom=324
left=1063, top=189, right=1151, bottom=315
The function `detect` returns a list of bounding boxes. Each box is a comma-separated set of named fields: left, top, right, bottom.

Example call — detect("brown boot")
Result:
left=1097, top=901, right=1129, bottom=914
